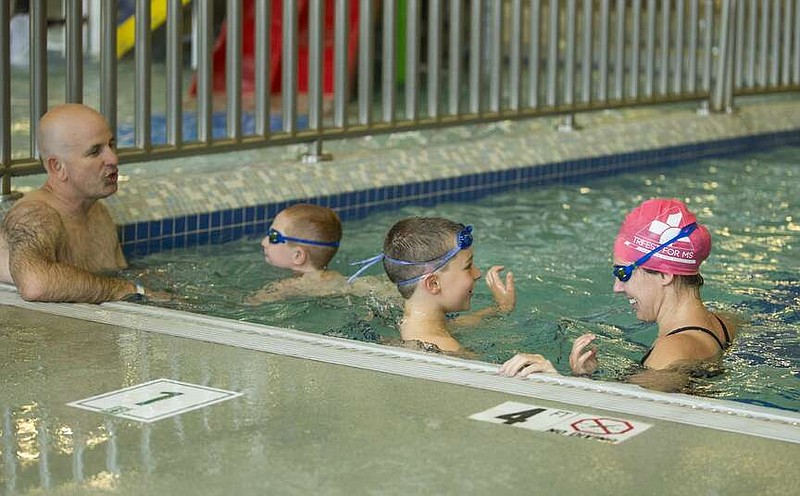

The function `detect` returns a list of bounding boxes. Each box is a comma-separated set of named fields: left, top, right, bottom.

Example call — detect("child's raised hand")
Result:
left=485, top=265, right=515, bottom=312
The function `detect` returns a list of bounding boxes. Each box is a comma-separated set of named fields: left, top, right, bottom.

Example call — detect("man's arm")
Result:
left=3, top=202, right=137, bottom=303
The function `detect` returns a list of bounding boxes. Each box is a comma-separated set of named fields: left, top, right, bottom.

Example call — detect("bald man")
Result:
left=0, top=104, right=152, bottom=302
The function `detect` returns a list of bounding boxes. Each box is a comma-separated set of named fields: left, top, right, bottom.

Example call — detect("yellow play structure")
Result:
left=116, top=0, right=192, bottom=58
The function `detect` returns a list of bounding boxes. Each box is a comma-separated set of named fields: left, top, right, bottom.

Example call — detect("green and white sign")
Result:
left=68, top=378, right=242, bottom=423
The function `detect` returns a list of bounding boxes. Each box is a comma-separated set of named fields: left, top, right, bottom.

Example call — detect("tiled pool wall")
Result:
left=112, top=99, right=800, bottom=259
left=118, top=128, right=800, bottom=259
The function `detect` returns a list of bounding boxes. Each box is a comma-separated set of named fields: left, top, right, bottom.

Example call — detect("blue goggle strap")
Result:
left=615, top=222, right=698, bottom=279
left=346, top=225, right=472, bottom=285
left=633, top=222, right=697, bottom=269
left=270, top=228, right=340, bottom=248
left=393, top=246, right=461, bottom=286
left=280, top=234, right=340, bottom=248
left=347, top=254, right=385, bottom=284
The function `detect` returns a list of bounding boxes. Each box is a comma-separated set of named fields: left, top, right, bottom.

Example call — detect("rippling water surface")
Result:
left=135, top=145, right=799, bottom=411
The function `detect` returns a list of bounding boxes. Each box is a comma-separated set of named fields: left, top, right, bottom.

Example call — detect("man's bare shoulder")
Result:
left=0, top=193, right=66, bottom=283
left=2, top=194, right=65, bottom=238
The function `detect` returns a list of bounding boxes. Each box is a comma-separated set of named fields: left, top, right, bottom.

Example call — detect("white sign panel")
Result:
left=470, top=401, right=651, bottom=444
left=68, top=379, right=243, bottom=423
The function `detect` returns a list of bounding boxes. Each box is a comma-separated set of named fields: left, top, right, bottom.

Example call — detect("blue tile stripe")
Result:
left=119, top=129, right=800, bottom=258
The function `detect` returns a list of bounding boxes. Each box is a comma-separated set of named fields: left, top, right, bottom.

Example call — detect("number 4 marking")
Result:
left=496, top=408, right=546, bottom=425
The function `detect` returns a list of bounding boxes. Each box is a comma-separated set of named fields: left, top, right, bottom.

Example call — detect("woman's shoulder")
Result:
left=713, top=311, right=743, bottom=342
left=647, top=320, right=731, bottom=369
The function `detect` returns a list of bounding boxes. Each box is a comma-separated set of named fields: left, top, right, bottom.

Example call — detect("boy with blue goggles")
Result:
left=349, top=217, right=515, bottom=354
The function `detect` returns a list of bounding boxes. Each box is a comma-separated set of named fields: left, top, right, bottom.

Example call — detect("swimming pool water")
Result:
left=133, top=145, right=799, bottom=412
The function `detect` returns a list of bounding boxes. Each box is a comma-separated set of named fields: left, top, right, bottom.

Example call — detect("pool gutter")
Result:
left=2, top=284, right=797, bottom=445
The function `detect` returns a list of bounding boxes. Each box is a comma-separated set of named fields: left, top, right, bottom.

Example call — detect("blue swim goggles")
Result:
left=612, top=222, right=697, bottom=282
left=267, top=228, right=340, bottom=248
left=348, top=225, right=474, bottom=285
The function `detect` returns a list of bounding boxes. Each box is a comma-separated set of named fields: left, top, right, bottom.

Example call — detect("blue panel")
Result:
left=149, top=222, right=161, bottom=238
left=122, top=224, right=136, bottom=243
left=162, top=218, right=174, bottom=235
left=134, top=241, right=149, bottom=257
left=345, top=192, right=358, bottom=209
left=244, top=206, right=255, bottom=223
left=233, top=208, right=244, bottom=224
left=222, top=209, right=233, bottom=226
left=199, top=213, right=210, bottom=230
left=161, top=237, right=174, bottom=251
left=186, top=233, right=198, bottom=247
left=187, top=214, right=198, bottom=233
left=328, top=194, right=340, bottom=209
left=266, top=203, right=278, bottom=220
left=136, top=222, right=148, bottom=239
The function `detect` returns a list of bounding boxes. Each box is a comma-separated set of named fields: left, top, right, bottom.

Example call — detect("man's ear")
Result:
left=659, top=272, right=675, bottom=286
left=421, top=274, right=441, bottom=295
left=45, top=156, right=67, bottom=180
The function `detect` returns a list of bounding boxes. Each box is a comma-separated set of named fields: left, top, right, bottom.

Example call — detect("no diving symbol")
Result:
left=571, top=418, right=633, bottom=436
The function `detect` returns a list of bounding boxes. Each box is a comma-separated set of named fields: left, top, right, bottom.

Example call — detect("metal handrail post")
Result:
left=710, top=0, right=734, bottom=112
left=0, top=3, right=19, bottom=202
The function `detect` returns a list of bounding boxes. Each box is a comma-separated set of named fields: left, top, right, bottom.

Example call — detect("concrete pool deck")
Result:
left=1, top=293, right=798, bottom=495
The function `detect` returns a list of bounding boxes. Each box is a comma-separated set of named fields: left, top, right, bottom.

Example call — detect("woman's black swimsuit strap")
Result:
left=640, top=315, right=730, bottom=366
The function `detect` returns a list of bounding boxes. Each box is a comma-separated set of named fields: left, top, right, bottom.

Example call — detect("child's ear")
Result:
left=291, top=247, right=307, bottom=266
left=421, top=274, right=441, bottom=295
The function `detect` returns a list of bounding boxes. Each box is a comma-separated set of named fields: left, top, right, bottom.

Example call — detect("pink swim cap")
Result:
left=613, top=198, right=711, bottom=275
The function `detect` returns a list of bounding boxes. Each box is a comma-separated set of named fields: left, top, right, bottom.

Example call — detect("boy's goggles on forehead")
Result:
left=347, top=224, right=473, bottom=284
left=612, top=222, right=697, bottom=282
left=267, top=228, right=340, bottom=248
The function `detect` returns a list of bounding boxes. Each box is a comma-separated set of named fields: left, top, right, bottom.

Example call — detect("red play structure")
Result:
left=190, top=0, right=360, bottom=99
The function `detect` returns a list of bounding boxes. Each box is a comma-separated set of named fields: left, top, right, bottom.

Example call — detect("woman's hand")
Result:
left=569, top=333, right=599, bottom=376
left=485, top=265, right=515, bottom=313
left=498, top=353, right=558, bottom=376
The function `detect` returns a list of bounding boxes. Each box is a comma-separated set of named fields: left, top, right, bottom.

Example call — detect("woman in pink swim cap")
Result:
left=500, top=198, right=737, bottom=391
left=567, top=198, right=736, bottom=388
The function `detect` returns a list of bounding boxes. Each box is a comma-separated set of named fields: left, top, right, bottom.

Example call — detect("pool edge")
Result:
left=2, top=284, right=797, bottom=445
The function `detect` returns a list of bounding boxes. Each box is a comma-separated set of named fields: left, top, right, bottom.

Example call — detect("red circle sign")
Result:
left=570, top=418, right=633, bottom=435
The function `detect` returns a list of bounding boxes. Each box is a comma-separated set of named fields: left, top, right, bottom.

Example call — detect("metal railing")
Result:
left=1, top=0, right=799, bottom=199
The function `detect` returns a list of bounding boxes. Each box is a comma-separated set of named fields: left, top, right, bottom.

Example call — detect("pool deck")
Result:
left=1, top=289, right=798, bottom=495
